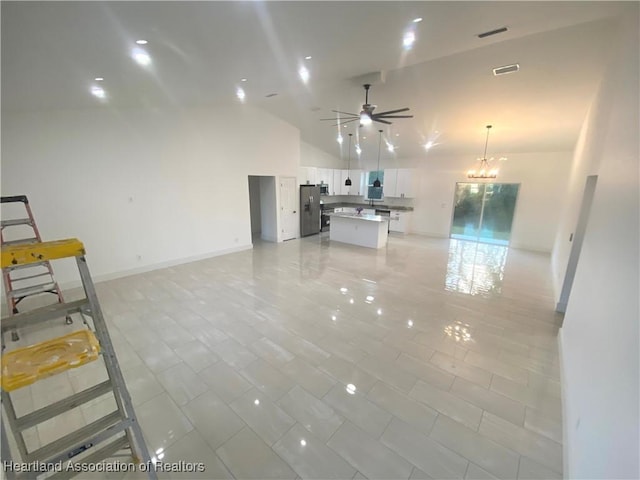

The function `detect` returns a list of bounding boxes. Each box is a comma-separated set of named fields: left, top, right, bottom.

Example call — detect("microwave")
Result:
left=319, top=184, right=329, bottom=195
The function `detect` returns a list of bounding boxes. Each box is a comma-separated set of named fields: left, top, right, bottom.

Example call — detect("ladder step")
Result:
left=0, top=195, right=28, bottom=204
left=8, top=282, right=56, bottom=299
left=1, top=298, right=90, bottom=331
left=15, top=381, right=113, bottom=431
left=4, top=260, right=49, bottom=272
left=1, top=218, right=33, bottom=228
left=1, top=238, right=85, bottom=268
left=47, top=435, right=130, bottom=480
left=25, top=411, right=124, bottom=463
left=2, top=237, right=38, bottom=246
left=8, top=272, right=52, bottom=282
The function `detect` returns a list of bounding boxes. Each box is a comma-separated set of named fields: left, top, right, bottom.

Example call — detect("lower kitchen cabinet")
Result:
left=389, top=211, right=412, bottom=233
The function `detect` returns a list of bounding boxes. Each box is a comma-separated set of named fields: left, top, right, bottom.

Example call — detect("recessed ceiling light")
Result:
left=136, top=39, right=148, bottom=45
left=241, top=78, right=247, bottom=82
left=236, top=87, right=246, bottom=101
left=424, top=141, right=434, bottom=150
left=305, top=55, right=312, bottom=60
left=94, top=77, right=104, bottom=82
left=346, top=384, right=357, bottom=395
left=299, top=66, right=310, bottom=84
left=90, top=85, right=106, bottom=99
left=355, top=145, right=362, bottom=155
left=413, top=17, right=423, bottom=23
left=403, top=31, right=416, bottom=50
left=132, top=48, right=151, bottom=66
left=395, top=133, right=400, bottom=136
left=300, top=439, right=307, bottom=446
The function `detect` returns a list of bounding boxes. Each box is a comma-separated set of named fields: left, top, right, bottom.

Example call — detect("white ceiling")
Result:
left=1, top=1, right=629, bottom=160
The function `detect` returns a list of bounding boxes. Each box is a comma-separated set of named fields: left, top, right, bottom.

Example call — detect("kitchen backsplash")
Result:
left=321, top=195, right=414, bottom=208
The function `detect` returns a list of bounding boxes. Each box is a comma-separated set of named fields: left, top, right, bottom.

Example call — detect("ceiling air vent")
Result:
left=265, top=93, right=278, bottom=98
left=493, top=63, right=520, bottom=76
left=478, top=27, right=508, bottom=39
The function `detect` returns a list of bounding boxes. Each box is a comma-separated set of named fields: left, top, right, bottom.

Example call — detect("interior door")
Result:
left=280, top=176, right=297, bottom=241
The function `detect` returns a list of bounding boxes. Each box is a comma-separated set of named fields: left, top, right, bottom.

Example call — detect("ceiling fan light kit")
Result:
left=320, top=84, right=413, bottom=128
left=468, top=125, right=500, bottom=179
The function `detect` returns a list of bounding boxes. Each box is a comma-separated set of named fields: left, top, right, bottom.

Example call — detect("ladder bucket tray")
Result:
left=1, top=330, right=100, bottom=392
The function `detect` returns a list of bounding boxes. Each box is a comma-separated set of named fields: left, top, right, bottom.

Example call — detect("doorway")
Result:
left=247, top=176, right=278, bottom=243
left=450, top=183, right=520, bottom=245
left=556, top=175, right=598, bottom=313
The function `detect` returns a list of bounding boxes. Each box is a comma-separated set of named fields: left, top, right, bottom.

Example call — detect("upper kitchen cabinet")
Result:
left=298, top=166, right=317, bottom=185
left=343, top=169, right=364, bottom=195
left=383, top=168, right=417, bottom=198
left=332, top=169, right=342, bottom=196
left=317, top=168, right=332, bottom=194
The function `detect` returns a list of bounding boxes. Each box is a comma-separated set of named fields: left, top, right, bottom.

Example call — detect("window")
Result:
left=366, top=170, right=384, bottom=200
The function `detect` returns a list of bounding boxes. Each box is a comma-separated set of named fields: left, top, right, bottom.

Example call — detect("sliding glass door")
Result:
left=451, top=183, right=519, bottom=245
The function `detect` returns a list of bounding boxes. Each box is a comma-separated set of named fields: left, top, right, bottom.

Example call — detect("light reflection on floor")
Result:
left=445, top=239, right=509, bottom=296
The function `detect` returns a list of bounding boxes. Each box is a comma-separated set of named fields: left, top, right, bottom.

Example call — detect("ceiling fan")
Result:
left=321, top=84, right=413, bottom=127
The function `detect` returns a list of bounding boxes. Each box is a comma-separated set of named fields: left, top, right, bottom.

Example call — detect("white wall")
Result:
left=557, top=10, right=639, bottom=479
left=1, top=105, right=300, bottom=285
left=406, top=151, right=573, bottom=252
left=300, top=141, right=342, bottom=168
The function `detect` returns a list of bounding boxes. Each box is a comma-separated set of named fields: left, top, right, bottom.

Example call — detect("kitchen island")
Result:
left=328, top=212, right=389, bottom=249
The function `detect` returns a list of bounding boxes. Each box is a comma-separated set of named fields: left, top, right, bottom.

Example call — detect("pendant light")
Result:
left=373, top=129, right=383, bottom=187
left=345, top=133, right=352, bottom=186
left=467, top=125, right=499, bottom=179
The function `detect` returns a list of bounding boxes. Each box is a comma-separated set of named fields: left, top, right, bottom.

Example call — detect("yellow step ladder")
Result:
left=1, top=195, right=72, bottom=341
left=1, top=239, right=156, bottom=479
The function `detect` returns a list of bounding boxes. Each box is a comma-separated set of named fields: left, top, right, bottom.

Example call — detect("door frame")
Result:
left=556, top=175, right=598, bottom=313
left=279, top=176, right=298, bottom=241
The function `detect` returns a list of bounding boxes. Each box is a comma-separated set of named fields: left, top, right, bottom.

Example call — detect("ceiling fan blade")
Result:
left=373, top=118, right=392, bottom=125
left=373, top=107, right=410, bottom=116
left=330, top=118, right=361, bottom=127
left=331, top=110, right=360, bottom=117
left=375, top=115, right=414, bottom=119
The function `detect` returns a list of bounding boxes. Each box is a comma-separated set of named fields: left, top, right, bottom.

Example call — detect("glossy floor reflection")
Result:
left=5, top=234, right=563, bottom=479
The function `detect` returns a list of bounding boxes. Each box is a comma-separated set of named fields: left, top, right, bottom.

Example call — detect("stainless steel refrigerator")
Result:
left=300, top=184, right=321, bottom=236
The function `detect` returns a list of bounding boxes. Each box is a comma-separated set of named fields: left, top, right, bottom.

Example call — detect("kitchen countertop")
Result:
left=321, top=202, right=414, bottom=212
left=327, top=212, right=389, bottom=223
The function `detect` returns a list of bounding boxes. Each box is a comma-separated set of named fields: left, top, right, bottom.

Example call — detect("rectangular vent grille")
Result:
left=265, top=93, right=278, bottom=98
left=478, top=27, right=508, bottom=38
left=493, top=64, right=520, bottom=76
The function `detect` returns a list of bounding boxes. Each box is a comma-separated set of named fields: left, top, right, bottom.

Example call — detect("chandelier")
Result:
left=467, top=125, right=500, bottom=179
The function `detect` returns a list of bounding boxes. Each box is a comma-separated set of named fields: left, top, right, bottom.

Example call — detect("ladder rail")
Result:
left=1, top=195, right=72, bottom=341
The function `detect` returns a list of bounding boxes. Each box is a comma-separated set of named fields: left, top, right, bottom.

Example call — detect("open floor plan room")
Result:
left=9, top=235, right=563, bottom=479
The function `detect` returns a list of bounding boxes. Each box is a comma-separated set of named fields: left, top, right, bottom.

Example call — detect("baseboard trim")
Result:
left=558, top=328, right=570, bottom=479
left=57, top=243, right=253, bottom=290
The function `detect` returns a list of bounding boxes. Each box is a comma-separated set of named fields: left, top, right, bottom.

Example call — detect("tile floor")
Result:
left=3, top=235, right=564, bottom=479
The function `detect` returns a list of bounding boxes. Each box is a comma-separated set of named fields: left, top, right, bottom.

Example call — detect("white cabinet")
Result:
left=395, top=169, right=417, bottom=198
left=298, top=166, right=317, bottom=185
left=332, top=169, right=342, bottom=195
left=389, top=211, right=412, bottom=233
left=383, top=169, right=398, bottom=197
left=338, top=169, right=364, bottom=195
left=383, top=168, right=416, bottom=198
left=317, top=168, right=332, bottom=194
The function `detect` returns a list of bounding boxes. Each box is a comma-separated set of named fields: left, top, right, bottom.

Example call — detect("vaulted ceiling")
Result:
left=2, top=1, right=630, bottom=160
